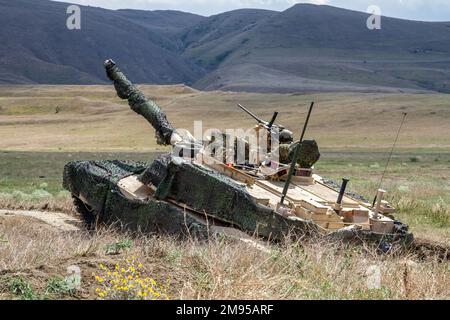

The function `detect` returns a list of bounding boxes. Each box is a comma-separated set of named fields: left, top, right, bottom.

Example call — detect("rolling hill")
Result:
left=0, top=0, right=205, bottom=85
left=184, top=4, right=450, bottom=93
left=1, top=0, right=450, bottom=92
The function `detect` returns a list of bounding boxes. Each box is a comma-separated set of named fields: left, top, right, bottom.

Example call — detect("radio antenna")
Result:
left=280, top=102, right=315, bottom=205
left=372, top=112, right=408, bottom=206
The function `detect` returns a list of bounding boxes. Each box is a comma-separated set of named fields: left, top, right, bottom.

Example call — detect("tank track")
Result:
left=72, top=196, right=98, bottom=230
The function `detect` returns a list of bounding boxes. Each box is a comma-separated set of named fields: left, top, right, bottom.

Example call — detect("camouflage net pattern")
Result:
left=105, top=60, right=175, bottom=146
left=140, top=155, right=316, bottom=239
left=60, top=60, right=416, bottom=246
left=278, top=140, right=321, bottom=167
left=139, top=153, right=172, bottom=187
left=288, top=140, right=321, bottom=168
left=64, top=157, right=316, bottom=239
left=63, top=159, right=208, bottom=238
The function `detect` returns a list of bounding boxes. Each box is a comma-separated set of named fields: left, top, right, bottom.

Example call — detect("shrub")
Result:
left=45, top=276, right=73, bottom=297
left=9, top=277, right=38, bottom=300
left=106, top=239, right=133, bottom=255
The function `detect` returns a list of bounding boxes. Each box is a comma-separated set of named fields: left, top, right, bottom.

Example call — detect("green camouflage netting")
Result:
left=288, top=140, right=321, bottom=168
left=105, top=60, right=175, bottom=146
left=139, top=155, right=317, bottom=239
left=63, top=159, right=208, bottom=238
left=64, top=157, right=317, bottom=240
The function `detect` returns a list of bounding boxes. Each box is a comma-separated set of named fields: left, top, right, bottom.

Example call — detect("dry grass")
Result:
left=0, top=195, right=75, bottom=216
left=1, top=85, right=450, bottom=152
left=0, top=217, right=448, bottom=300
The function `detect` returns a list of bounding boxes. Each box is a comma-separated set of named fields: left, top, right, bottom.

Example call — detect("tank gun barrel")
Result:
left=104, top=59, right=177, bottom=146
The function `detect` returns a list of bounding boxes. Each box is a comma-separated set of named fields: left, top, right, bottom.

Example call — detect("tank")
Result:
left=63, top=60, right=413, bottom=248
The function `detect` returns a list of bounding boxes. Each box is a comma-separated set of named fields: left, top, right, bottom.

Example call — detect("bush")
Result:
left=9, top=277, right=38, bottom=300
left=106, top=239, right=133, bottom=255
left=45, top=276, right=73, bottom=297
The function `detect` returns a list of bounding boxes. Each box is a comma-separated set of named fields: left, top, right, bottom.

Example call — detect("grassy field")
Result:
left=0, top=85, right=449, bottom=300
left=1, top=85, right=450, bottom=152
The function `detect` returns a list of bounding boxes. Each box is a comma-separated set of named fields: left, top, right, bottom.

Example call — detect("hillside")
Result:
left=185, top=4, right=450, bottom=93
left=1, top=1, right=450, bottom=92
left=0, top=0, right=205, bottom=85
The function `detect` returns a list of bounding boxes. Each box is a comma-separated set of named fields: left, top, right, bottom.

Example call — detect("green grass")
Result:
left=44, top=276, right=73, bottom=298
left=8, top=276, right=38, bottom=300
left=3, top=275, right=76, bottom=300
left=315, top=151, right=450, bottom=239
left=1, top=86, right=448, bottom=300
left=0, top=151, right=157, bottom=195
left=105, top=239, right=133, bottom=255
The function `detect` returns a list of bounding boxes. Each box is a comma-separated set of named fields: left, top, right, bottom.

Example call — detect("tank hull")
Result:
left=63, top=155, right=412, bottom=246
left=63, top=159, right=209, bottom=238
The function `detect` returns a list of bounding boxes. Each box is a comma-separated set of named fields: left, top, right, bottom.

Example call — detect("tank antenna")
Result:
left=372, top=112, right=408, bottom=206
left=280, top=102, right=315, bottom=205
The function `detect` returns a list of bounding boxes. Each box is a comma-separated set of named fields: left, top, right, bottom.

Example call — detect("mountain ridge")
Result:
left=1, top=0, right=449, bottom=93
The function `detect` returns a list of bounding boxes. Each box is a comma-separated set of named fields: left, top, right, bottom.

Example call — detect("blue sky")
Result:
left=52, top=0, right=450, bottom=21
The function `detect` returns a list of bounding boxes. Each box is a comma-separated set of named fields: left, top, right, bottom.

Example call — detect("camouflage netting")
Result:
left=63, top=159, right=208, bottom=238
left=139, top=155, right=316, bottom=239
left=288, top=140, right=321, bottom=168
left=139, top=154, right=172, bottom=187
left=104, top=60, right=175, bottom=146
left=64, top=157, right=316, bottom=240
